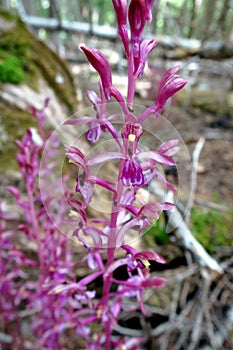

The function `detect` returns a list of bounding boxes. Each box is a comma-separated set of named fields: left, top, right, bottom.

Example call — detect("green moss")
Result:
left=191, top=207, right=233, bottom=254
left=0, top=8, right=17, bottom=21
left=0, top=10, right=77, bottom=112
left=0, top=55, right=25, bottom=84
left=143, top=207, right=233, bottom=255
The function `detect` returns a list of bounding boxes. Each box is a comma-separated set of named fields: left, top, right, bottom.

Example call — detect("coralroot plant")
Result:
left=0, top=1, right=187, bottom=349
left=63, top=0, right=187, bottom=349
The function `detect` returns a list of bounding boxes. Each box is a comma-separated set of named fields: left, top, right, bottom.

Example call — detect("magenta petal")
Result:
left=76, top=177, right=93, bottom=205
left=86, top=121, right=101, bottom=142
left=104, top=258, right=129, bottom=278
left=157, top=139, right=179, bottom=155
left=86, top=90, right=101, bottom=105
left=135, top=39, right=157, bottom=77
left=64, top=116, right=94, bottom=125
left=118, top=25, right=130, bottom=57
left=156, top=66, right=187, bottom=112
left=134, top=251, right=166, bottom=264
left=138, top=151, right=176, bottom=166
left=90, top=176, right=116, bottom=193
left=141, top=277, right=166, bottom=288
left=121, top=158, right=144, bottom=187
left=65, top=145, right=88, bottom=171
left=121, top=123, right=143, bottom=155
left=113, top=0, right=127, bottom=26
left=112, top=0, right=130, bottom=56
left=87, top=152, right=124, bottom=166
left=139, top=202, right=175, bottom=219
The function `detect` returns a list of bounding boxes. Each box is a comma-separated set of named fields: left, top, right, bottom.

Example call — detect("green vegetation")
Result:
left=0, top=9, right=77, bottom=110
left=143, top=207, right=233, bottom=255
left=191, top=207, right=233, bottom=254
left=0, top=55, right=25, bottom=84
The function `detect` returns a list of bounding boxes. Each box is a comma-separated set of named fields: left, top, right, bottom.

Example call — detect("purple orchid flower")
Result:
left=155, top=65, right=188, bottom=114
left=120, top=124, right=178, bottom=187
left=134, top=38, right=157, bottom=78
left=64, top=89, right=120, bottom=144
left=65, top=145, right=116, bottom=206
left=116, top=200, right=174, bottom=246
left=121, top=123, right=144, bottom=187
left=69, top=199, right=105, bottom=248
left=138, top=66, right=188, bottom=122
left=83, top=124, right=177, bottom=189
left=142, top=139, right=179, bottom=189
left=104, top=245, right=166, bottom=279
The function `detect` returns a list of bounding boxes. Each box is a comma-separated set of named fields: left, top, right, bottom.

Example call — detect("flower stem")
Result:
left=127, top=53, right=136, bottom=111
left=26, top=181, right=43, bottom=269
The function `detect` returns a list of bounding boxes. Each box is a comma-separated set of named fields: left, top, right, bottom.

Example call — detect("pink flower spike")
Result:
left=121, top=158, right=144, bottom=187
left=128, top=0, right=147, bottom=57
left=80, top=45, right=112, bottom=100
left=155, top=65, right=187, bottom=113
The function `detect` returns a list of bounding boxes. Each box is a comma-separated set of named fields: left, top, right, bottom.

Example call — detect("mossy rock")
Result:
left=0, top=8, right=78, bottom=172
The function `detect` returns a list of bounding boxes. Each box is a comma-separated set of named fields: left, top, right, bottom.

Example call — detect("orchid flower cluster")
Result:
left=63, top=0, right=187, bottom=348
left=0, top=1, right=187, bottom=349
left=1, top=100, right=78, bottom=350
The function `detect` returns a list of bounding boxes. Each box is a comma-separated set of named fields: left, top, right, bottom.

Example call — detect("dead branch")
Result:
left=185, top=136, right=205, bottom=224
left=151, top=184, right=223, bottom=274
left=194, top=198, right=229, bottom=212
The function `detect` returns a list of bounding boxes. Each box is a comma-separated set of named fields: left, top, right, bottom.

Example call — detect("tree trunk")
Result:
left=188, top=0, right=197, bottom=38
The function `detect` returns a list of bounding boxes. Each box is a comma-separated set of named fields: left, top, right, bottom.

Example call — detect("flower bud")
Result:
left=80, top=45, right=112, bottom=100
left=112, top=0, right=130, bottom=57
left=128, top=0, right=147, bottom=57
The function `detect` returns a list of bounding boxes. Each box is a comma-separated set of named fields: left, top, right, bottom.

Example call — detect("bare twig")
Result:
left=185, top=136, right=205, bottom=224
left=156, top=187, right=223, bottom=274
left=194, top=198, right=229, bottom=212
left=188, top=275, right=211, bottom=350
